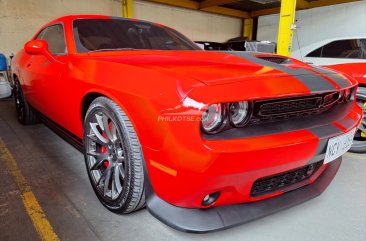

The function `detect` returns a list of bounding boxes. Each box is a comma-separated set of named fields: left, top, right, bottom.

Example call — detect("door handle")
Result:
left=26, top=62, right=32, bottom=68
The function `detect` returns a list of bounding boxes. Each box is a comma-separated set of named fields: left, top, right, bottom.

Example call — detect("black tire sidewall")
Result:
left=83, top=97, right=143, bottom=213
left=13, top=80, right=26, bottom=124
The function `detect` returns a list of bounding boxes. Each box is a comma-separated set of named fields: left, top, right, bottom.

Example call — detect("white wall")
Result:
left=257, top=1, right=366, bottom=51
left=0, top=0, right=242, bottom=58
left=133, top=1, right=242, bottom=42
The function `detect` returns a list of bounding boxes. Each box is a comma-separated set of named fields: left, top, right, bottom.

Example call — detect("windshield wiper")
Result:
left=88, top=48, right=135, bottom=53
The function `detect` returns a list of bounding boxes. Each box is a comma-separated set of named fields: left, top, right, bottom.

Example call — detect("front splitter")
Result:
left=146, top=157, right=342, bottom=233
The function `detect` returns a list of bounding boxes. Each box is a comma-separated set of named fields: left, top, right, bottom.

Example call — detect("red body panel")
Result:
left=325, top=63, right=366, bottom=85
left=12, top=15, right=362, bottom=209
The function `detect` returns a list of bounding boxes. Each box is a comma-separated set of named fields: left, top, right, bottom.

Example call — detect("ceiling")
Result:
left=196, top=0, right=281, bottom=12
left=145, top=0, right=361, bottom=18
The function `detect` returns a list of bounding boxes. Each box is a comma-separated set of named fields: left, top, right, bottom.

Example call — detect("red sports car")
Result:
left=11, top=15, right=362, bottom=232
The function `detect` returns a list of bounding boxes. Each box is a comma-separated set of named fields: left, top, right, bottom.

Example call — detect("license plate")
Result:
left=324, top=128, right=356, bottom=164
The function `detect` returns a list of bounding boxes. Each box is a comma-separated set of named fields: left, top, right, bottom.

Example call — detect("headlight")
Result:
left=228, top=101, right=251, bottom=127
left=201, top=104, right=225, bottom=134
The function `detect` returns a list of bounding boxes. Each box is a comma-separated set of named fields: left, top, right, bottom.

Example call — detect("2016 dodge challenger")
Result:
left=11, top=15, right=362, bottom=232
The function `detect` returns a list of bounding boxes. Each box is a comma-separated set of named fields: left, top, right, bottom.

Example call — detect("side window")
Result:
left=37, top=24, right=67, bottom=55
left=35, top=28, right=47, bottom=40
left=321, top=40, right=354, bottom=58
left=306, top=47, right=322, bottom=57
left=306, top=39, right=366, bottom=59
left=308, top=39, right=366, bottom=59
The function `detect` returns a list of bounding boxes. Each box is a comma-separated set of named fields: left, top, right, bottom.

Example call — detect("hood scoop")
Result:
left=256, top=56, right=291, bottom=65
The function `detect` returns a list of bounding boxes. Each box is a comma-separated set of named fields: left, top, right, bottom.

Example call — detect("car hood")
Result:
left=86, top=50, right=355, bottom=91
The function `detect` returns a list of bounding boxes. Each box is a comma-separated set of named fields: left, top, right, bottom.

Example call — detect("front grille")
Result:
left=250, top=161, right=323, bottom=197
left=251, top=92, right=340, bottom=123
left=257, top=56, right=291, bottom=64
left=259, top=97, right=322, bottom=116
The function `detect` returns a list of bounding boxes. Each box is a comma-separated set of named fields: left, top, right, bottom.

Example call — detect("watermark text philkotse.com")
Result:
left=157, top=115, right=202, bottom=122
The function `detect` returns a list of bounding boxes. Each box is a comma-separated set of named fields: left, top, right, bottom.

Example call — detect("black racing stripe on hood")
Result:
left=312, top=66, right=351, bottom=88
left=225, top=52, right=337, bottom=92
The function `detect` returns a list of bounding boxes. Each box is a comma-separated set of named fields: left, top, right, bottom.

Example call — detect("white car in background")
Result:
left=292, top=37, right=366, bottom=65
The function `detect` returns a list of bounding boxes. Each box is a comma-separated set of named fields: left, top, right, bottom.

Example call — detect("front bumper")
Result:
left=144, top=101, right=361, bottom=208
left=146, top=157, right=341, bottom=233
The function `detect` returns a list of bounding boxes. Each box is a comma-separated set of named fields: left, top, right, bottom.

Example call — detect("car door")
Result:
left=24, top=23, right=70, bottom=127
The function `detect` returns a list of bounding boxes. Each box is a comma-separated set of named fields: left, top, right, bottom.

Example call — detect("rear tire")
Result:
left=13, top=79, right=38, bottom=125
left=83, top=97, right=145, bottom=213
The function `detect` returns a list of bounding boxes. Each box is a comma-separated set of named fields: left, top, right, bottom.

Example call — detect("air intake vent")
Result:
left=257, top=56, right=291, bottom=64
left=251, top=161, right=323, bottom=197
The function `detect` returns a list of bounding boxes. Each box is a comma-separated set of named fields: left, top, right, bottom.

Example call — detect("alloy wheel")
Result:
left=85, top=111, right=127, bottom=200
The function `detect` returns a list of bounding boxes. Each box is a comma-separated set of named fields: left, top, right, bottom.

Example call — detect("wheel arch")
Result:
left=81, top=92, right=104, bottom=122
left=80, top=90, right=144, bottom=145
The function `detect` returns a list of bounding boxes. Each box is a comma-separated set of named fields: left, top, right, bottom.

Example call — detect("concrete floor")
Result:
left=0, top=99, right=365, bottom=241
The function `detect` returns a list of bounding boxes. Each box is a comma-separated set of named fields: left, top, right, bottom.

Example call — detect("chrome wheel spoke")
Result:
left=87, top=134, right=107, bottom=146
left=103, top=166, right=112, bottom=196
left=87, top=151, right=108, bottom=170
left=90, top=123, right=109, bottom=144
left=118, top=164, right=126, bottom=179
left=96, top=114, right=105, bottom=131
left=96, top=172, right=105, bottom=187
left=114, top=165, right=123, bottom=193
left=111, top=168, right=116, bottom=198
left=111, top=123, right=117, bottom=140
left=102, top=114, right=114, bottom=141
left=117, top=155, right=125, bottom=163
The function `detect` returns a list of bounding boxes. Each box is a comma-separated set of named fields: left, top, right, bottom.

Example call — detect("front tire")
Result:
left=350, top=87, right=366, bottom=153
left=83, top=97, right=145, bottom=213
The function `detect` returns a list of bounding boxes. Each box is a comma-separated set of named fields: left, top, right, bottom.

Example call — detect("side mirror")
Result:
left=24, top=40, right=62, bottom=64
left=24, top=40, right=48, bottom=55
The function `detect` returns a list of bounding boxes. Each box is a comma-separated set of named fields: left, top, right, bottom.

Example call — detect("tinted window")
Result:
left=307, top=47, right=322, bottom=57
left=73, top=19, right=201, bottom=52
left=307, top=39, right=366, bottom=59
left=36, top=24, right=67, bottom=55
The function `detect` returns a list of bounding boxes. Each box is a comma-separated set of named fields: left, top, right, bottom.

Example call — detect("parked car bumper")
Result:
left=143, top=101, right=361, bottom=211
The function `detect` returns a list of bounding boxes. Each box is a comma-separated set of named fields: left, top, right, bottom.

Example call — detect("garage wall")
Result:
left=0, top=0, right=242, bottom=58
left=0, top=0, right=121, bottom=57
left=133, top=1, right=242, bottom=43
left=257, top=1, right=366, bottom=52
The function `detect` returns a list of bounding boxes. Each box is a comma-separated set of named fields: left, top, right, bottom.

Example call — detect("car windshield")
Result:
left=73, top=18, right=201, bottom=52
